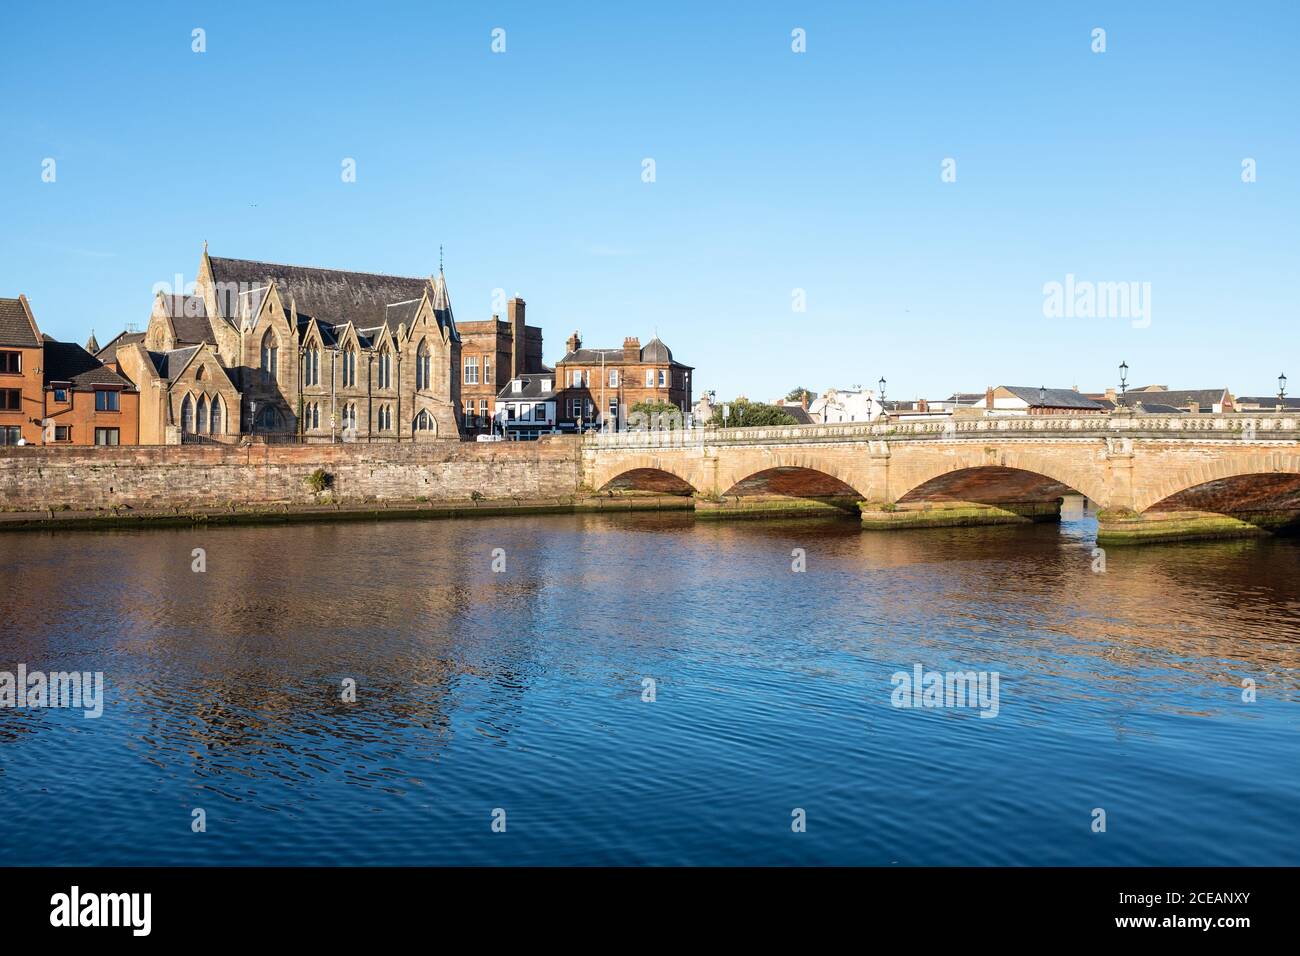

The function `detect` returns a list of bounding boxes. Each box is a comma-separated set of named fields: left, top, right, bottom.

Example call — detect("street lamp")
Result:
left=1119, top=361, right=1128, bottom=397
left=877, top=376, right=887, bottom=418
left=1038, top=385, right=1046, bottom=415
left=1278, top=372, right=1287, bottom=411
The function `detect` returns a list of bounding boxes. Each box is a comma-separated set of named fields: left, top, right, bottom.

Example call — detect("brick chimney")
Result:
left=623, top=336, right=640, bottom=363
left=1105, top=387, right=1117, bottom=403
left=918, top=398, right=928, bottom=413
left=508, top=298, right=526, bottom=378
left=566, top=330, right=582, bottom=354
left=985, top=386, right=994, bottom=409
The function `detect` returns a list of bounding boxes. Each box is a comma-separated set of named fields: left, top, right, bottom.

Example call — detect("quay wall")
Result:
left=0, top=438, right=585, bottom=513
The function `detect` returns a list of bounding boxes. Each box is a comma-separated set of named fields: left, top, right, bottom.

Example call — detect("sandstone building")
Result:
left=553, top=332, right=692, bottom=429
left=108, top=245, right=464, bottom=443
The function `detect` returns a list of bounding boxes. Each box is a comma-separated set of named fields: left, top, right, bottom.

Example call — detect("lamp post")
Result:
left=877, top=376, right=886, bottom=419
left=1119, top=361, right=1128, bottom=398
left=1038, top=385, right=1046, bottom=416
left=1278, top=372, right=1287, bottom=412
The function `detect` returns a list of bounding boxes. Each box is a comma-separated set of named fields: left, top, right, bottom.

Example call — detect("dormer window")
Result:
left=542, top=379, right=551, bottom=392
left=512, top=379, right=523, bottom=393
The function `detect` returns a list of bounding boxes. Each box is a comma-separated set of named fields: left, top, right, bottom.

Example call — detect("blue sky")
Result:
left=2, top=1, right=1296, bottom=401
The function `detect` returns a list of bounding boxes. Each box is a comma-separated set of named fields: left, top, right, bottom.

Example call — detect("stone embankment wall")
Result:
left=0, top=438, right=584, bottom=513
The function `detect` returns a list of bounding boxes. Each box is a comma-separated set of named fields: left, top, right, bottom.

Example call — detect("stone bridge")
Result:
left=581, top=413, right=1300, bottom=543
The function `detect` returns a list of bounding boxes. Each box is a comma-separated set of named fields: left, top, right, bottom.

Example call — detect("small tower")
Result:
left=85, top=329, right=99, bottom=354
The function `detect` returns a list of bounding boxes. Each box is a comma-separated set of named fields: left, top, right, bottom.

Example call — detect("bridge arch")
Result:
left=1134, top=453, right=1300, bottom=534
left=590, top=455, right=700, bottom=495
left=716, top=450, right=866, bottom=499
left=890, top=448, right=1110, bottom=507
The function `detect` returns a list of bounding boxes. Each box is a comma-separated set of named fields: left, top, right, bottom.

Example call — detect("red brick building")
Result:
left=0, top=295, right=139, bottom=446
left=553, top=332, right=692, bottom=430
left=455, top=297, right=545, bottom=433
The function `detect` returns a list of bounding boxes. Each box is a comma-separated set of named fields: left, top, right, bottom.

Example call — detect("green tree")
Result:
left=785, top=386, right=814, bottom=405
left=708, top=398, right=798, bottom=428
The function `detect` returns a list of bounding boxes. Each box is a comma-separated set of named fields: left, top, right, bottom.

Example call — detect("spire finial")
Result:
left=439, top=244, right=444, bottom=274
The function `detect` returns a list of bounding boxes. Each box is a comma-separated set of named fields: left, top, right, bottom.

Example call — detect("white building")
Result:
left=494, top=373, right=558, bottom=439
left=808, top=387, right=882, bottom=423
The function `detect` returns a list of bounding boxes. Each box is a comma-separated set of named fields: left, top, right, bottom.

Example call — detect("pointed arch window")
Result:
left=181, top=394, right=194, bottom=433
left=261, top=330, right=279, bottom=378
left=196, top=395, right=209, bottom=434
left=413, top=409, right=435, bottom=433
left=210, top=396, right=223, bottom=434
left=343, top=347, right=356, bottom=387
left=416, top=340, right=431, bottom=390
left=304, top=344, right=320, bottom=386
left=378, top=347, right=391, bottom=389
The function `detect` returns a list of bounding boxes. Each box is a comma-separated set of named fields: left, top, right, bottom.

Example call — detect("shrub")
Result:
left=305, top=468, right=331, bottom=493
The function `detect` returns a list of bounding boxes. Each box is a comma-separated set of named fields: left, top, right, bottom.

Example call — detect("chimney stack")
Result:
left=985, top=386, right=994, bottom=409
left=623, top=336, right=640, bottom=363
left=508, top=298, right=526, bottom=378
left=566, top=330, right=582, bottom=355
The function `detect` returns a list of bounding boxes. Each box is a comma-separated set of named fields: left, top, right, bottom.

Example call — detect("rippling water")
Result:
left=1, top=504, right=1298, bottom=865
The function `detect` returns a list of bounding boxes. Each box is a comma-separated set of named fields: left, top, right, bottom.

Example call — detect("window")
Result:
left=210, top=397, right=223, bottom=434
left=507, top=405, right=517, bottom=421
left=464, top=355, right=479, bottom=385
left=464, top=400, right=476, bottom=425
left=0, top=426, right=20, bottom=445
left=609, top=370, right=619, bottom=387
left=196, top=395, right=209, bottom=434
left=658, top=369, right=667, bottom=387
left=181, top=394, right=194, bottom=433
left=413, top=409, right=435, bottom=432
left=261, top=331, right=279, bottom=378
left=534, top=403, right=547, bottom=421
left=95, top=390, right=119, bottom=411
left=94, top=427, right=120, bottom=446
left=416, top=341, right=431, bottom=390
left=570, top=398, right=583, bottom=418
left=378, top=349, right=391, bottom=389
left=646, top=369, right=654, bottom=387
left=54, top=426, right=71, bottom=442
left=479, top=399, right=489, bottom=418
left=304, top=345, right=320, bottom=386
left=307, top=402, right=319, bottom=430
left=53, top=388, right=68, bottom=403
left=571, top=369, right=583, bottom=388
left=0, top=351, right=20, bottom=374
left=342, top=348, right=356, bottom=387
left=483, top=356, right=492, bottom=382
left=0, top=389, right=20, bottom=410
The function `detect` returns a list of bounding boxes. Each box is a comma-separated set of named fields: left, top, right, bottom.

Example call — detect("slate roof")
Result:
left=1126, top=401, right=1187, bottom=414
left=782, top=405, right=815, bottom=424
left=95, top=331, right=146, bottom=364
left=1236, top=396, right=1300, bottom=410
left=208, top=256, right=455, bottom=338
left=1117, top=388, right=1226, bottom=410
left=560, top=338, right=692, bottom=368
left=147, top=347, right=201, bottom=382
left=0, top=297, right=41, bottom=347
left=159, top=295, right=215, bottom=345
left=497, top=374, right=557, bottom=401
left=1001, top=386, right=1104, bottom=410
left=42, top=339, right=135, bottom=389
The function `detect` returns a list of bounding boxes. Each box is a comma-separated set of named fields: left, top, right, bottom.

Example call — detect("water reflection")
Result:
left=1, top=510, right=1297, bottom=865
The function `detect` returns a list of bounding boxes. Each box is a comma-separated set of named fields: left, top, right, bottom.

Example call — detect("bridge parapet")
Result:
left=583, top=413, right=1300, bottom=450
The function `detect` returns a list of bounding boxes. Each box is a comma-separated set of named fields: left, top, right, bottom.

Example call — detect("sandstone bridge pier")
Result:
left=582, top=413, right=1300, bottom=545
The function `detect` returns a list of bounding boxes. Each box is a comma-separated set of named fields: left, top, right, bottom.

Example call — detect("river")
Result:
left=1, top=504, right=1297, bottom=865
